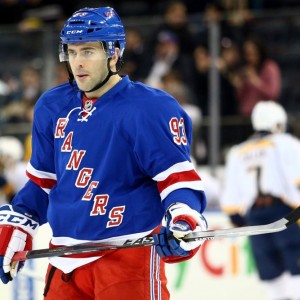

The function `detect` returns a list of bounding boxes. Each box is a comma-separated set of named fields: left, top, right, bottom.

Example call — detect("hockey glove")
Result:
left=153, top=203, right=207, bottom=263
left=0, top=205, right=39, bottom=284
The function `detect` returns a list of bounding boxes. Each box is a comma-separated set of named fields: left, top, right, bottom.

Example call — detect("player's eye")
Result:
left=82, top=50, right=93, bottom=56
left=67, top=50, right=76, bottom=57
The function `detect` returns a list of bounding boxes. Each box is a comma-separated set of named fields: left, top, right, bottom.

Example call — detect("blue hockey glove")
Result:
left=153, top=203, right=207, bottom=263
left=0, top=205, right=39, bottom=284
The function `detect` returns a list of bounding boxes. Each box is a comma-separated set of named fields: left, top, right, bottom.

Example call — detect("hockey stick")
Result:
left=12, top=205, right=300, bottom=262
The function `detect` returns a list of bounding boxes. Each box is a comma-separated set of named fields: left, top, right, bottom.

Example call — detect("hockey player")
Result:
left=0, top=7, right=208, bottom=300
left=221, top=100, right=300, bottom=300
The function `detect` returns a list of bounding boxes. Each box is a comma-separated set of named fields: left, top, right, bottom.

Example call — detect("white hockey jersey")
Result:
left=221, top=132, right=300, bottom=214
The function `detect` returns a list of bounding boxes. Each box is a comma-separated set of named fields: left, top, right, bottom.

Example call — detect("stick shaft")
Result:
left=12, top=205, right=300, bottom=262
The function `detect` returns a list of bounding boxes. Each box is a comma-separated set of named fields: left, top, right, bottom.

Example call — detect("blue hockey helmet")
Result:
left=59, top=7, right=126, bottom=62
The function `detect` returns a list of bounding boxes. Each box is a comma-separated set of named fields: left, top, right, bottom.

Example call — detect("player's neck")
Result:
left=84, top=75, right=122, bottom=99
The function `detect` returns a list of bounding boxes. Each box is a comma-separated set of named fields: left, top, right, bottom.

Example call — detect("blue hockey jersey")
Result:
left=12, top=76, right=206, bottom=271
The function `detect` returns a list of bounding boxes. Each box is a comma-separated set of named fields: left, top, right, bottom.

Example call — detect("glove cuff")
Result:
left=161, top=247, right=199, bottom=264
left=167, top=202, right=207, bottom=231
left=0, top=205, right=39, bottom=237
left=173, top=215, right=197, bottom=230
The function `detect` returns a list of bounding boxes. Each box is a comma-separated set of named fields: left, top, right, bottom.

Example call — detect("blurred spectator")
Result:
left=0, top=79, right=10, bottom=108
left=233, top=36, right=282, bottom=116
left=216, top=41, right=241, bottom=116
left=198, top=3, right=234, bottom=47
left=0, top=176, right=14, bottom=206
left=220, top=0, right=255, bottom=45
left=149, top=0, right=197, bottom=56
left=217, top=40, right=241, bottom=78
left=192, top=43, right=239, bottom=117
left=161, top=70, right=205, bottom=162
left=0, top=0, right=79, bottom=28
left=0, top=72, right=19, bottom=108
left=23, top=103, right=34, bottom=162
left=144, top=30, right=192, bottom=88
left=161, top=70, right=201, bottom=128
left=15, top=64, right=42, bottom=104
left=191, top=44, right=210, bottom=116
left=0, top=65, right=42, bottom=123
left=0, top=102, right=27, bottom=123
left=120, top=28, right=147, bottom=81
left=199, top=1, right=255, bottom=50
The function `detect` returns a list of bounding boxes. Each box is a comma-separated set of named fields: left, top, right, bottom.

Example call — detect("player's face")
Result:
left=67, top=42, right=108, bottom=92
left=243, top=41, right=259, bottom=66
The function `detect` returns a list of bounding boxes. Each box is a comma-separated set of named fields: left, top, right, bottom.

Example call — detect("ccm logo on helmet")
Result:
left=67, top=30, right=83, bottom=34
left=0, top=213, right=38, bottom=230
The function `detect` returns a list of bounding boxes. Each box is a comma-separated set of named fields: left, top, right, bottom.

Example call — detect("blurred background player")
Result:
left=0, top=6, right=208, bottom=300
left=0, top=136, right=28, bottom=201
left=221, top=100, right=300, bottom=300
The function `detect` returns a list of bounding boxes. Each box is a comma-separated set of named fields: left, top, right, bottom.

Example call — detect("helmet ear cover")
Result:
left=102, top=40, right=124, bottom=72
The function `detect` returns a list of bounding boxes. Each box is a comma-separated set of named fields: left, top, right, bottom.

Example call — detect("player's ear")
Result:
left=110, top=48, right=120, bottom=69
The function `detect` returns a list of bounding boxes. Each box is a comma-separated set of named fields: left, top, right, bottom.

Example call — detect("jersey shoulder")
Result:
left=227, top=132, right=300, bottom=160
left=272, top=132, right=300, bottom=143
left=34, top=82, right=78, bottom=114
left=225, top=135, right=267, bottom=161
left=126, top=80, right=184, bottom=113
left=32, top=83, right=79, bottom=132
left=272, top=132, right=300, bottom=151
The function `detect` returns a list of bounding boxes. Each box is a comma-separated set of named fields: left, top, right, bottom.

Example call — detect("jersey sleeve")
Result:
left=9, top=94, right=55, bottom=225
left=276, top=134, right=300, bottom=206
left=123, top=92, right=206, bottom=213
left=11, top=180, right=49, bottom=225
left=26, top=96, right=57, bottom=194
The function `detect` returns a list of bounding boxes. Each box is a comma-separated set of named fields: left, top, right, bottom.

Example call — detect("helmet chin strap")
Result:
left=65, top=57, right=119, bottom=93
left=84, top=58, right=118, bottom=93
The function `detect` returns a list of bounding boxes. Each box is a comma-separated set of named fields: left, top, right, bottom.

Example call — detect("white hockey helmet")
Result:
left=251, top=100, right=287, bottom=133
left=0, top=136, right=24, bottom=165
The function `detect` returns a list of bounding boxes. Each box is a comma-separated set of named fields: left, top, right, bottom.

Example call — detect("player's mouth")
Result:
left=76, top=74, right=89, bottom=81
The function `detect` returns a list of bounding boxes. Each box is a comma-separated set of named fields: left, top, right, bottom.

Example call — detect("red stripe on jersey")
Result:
left=157, top=170, right=201, bottom=193
left=26, top=170, right=57, bottom=189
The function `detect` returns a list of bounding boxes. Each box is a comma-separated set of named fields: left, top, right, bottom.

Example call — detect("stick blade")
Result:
left=283, top=205, right=300, bottom=226
left=184, top=205, right=300, bottom=242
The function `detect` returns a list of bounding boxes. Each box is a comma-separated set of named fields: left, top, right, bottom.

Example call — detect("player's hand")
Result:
left=153, top=203, right=207, bottom=263
left=0, top=205, right=39, bottom=284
